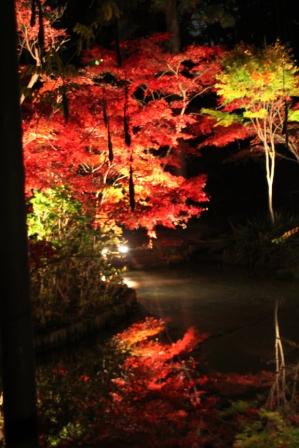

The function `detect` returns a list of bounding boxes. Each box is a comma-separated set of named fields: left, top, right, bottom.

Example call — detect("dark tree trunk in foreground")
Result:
left=0, top=1, right=38, bottom=447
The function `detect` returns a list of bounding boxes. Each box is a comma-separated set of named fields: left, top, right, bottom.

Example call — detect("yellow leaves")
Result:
left=103, top=185, right=123, bottom=203
left=150, top=167, right=178, bottom=187
left=288, top=110, right=299, bottom=122
left=217, top=41, right=299, bottom=105
left=243, top=108, right=267, bottom=119
left=201, top=108, right=243, bottom=126
left=114, top=317, right=166, bottom=350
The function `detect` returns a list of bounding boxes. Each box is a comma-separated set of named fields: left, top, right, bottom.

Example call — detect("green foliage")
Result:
left=47, top=422, right=84, bottom=447
left=207, top=41, right=299, bottom=225
left=243, top=108, right=267, bottom=119
left=27, top=186, right=85, bottom=246
left=73, top=23, right=97, bottom=50
left=221, top=400, right=253, bottom=418
left=37, top=338, right=125, bottom=448
left=201, top=107, right=244, bottom=126
left=216, top=41, right=299, bottom=106
left=222, top=214, right=299, bottom=275
left=28, top=187, right=125, bottom=332
left=234, top=409, right=299, bottom=448
left=288, top=110, right=299, bottom=122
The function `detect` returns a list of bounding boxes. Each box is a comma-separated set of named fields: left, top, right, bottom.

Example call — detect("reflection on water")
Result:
left=36, top=315, right=272, bottom=447
left=122, top=263, right=299, bottom=374
left=122, top=275, right=139, bottom=289
left=30, top=263, right=299, bottom=446
left=35, top=317, right=217, bottom=447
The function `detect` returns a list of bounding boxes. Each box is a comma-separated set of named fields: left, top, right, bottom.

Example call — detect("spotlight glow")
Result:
left=118, top=244, right=129, bottom=254
left=101, top=247, right=109, bottom=256
left=123, top=276, right=138, bottom=288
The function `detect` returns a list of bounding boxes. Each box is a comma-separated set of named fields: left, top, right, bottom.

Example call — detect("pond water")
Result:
left=123, top=263, right=299, bottom=374
left=32, top=263, right=299, bottom=447
left=38, top=262, right=299, bottom=375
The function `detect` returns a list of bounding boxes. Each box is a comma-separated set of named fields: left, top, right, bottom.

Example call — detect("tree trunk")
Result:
left=0, top=1, right=38, bottom=447
left=255, top=118, right=276, bottom=224
left=264, top=143, right=276, bottom=224
left=165, top=0, right=181, bottom=53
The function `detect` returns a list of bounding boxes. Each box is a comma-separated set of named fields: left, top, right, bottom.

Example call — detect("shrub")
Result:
left=222, top=213, right=299, bottom=276
left=27, top=187, right=125, bottom=331
left=234, top=409, right=299, bottom=448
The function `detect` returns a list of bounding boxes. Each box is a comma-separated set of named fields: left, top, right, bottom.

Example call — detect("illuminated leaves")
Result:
left=16, top=0, right=67, bottom=53
left=288, top=110, right=299, bottom=122
left=37, top=316, right=276, bottom=447
left=215, top=41, right=299, bottom=106
left=243, top=108, right=267, bottom=119
left=201, top=108, right=243, bottom=127
left=198, top=122, right=253, bottom=148
left=22, top=33, right=220, bottom=233
left=114, top=316, right=167, bottom=349
left=200, top=40, right=299, bottom=176
left=105, top=317, right=211, bottom=445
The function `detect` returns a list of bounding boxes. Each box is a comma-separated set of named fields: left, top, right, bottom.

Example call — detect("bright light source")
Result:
left=123, top=276, right=138, bottom=288
left=101, top=247, right=109, bottom=256
left=118, top=244, right=129, bottom=254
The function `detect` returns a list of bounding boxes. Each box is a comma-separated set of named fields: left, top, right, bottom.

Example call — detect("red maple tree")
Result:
left=16, top=0, right=68, bottom=104
left=22, top=28, right=223, bottom=235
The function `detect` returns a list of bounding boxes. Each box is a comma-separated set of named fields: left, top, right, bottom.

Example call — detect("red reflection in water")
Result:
left=39, top=317, right=272, bottom=448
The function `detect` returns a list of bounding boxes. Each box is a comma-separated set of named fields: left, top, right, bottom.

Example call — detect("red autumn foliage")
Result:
left=207, top=371, right=273, bottom=396
left=198, top=122, right=253, bottom=148
left=16, top=0, right=66, bottom=53
left=92, top=318, right=269, bottom=447
left=38, top=317, right=273, bottom=447
left=21, top=26, right=224, bottom=234
left=93, top=317, right=214, bottom=447
left=16, top=0, right=68, bottom=107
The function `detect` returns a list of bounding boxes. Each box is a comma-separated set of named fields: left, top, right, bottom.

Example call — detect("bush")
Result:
left=234, top=409, right=299, bottom=448
left=222, top=213, right=299, bottom=276
left=27, top=187, right=126, bottom=332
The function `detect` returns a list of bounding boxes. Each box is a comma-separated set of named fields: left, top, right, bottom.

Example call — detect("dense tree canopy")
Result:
left=19, top=0, right=225, bottom=236
left=202, top=42, right=299, bottom=222
left=16, top=0, right=299, bottom=236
